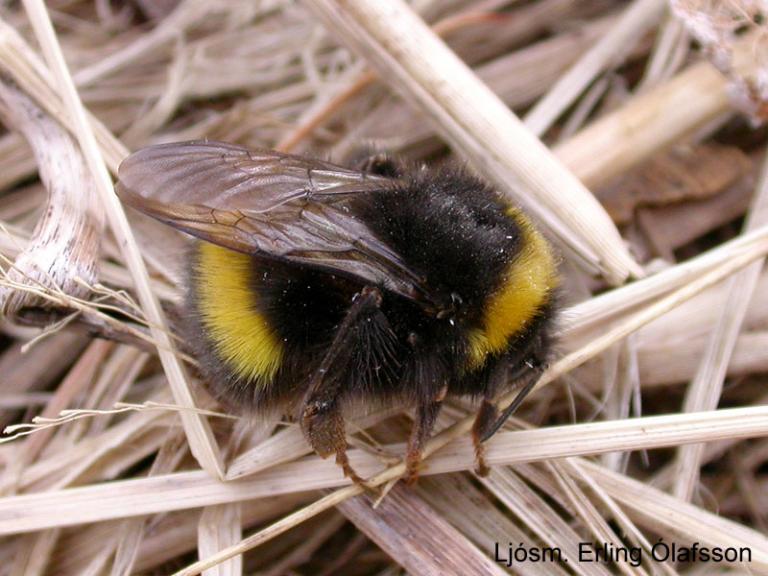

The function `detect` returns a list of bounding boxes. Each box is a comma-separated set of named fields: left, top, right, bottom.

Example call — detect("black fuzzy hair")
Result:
left=184, top=160, right=556, bottom=418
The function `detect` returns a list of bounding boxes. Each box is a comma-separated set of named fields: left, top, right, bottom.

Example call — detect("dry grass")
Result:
left=0, top=0, right=767, bottom=575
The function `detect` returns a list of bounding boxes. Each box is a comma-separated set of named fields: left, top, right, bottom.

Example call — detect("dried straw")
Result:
left=19, top=0, right=224, bottom=478
left=0, top=1, right=766, bottom=575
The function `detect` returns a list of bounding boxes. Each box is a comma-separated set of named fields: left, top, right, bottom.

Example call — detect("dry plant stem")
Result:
left=0, top=331, right=87, bottom=429
left=597, top=338, right=636, bottom=472
left=197, top=504, right=242, bottom=576
left=170, top=402, right=768, bottom=575
left=59, top=423, right=176, bottom=492
left=577, top=459, right=768, bottom=568
left=0, top=77, right=104, bottom=315
left=3, top=339, right=113, bottom=483
left=133, top=0, right=179, bottom=20
left=418, top=475, right=572, bottom=576
left=3, top=401, right=768, bottom=533
left=81, top=347, right=148, bottom=438
left=258, top=513, right=346, bottom=576
left=638, top=13, right=689, bottom=90
left=19, top=0, right=224, bottom=478
left=72, top=0, right=211, bottom=87
left=543, top=461, right=641, bottom=576
left=306, top=0, right=640, bottom=284
left=109, top=431, right=188, bottom=576
left=561, top=459, right=673, bottom=576
left=173, top=487, right=366, bottom=576
left=0, top=20, right=184, bottom=295
left=669, top=1, right=766, bottom=120
left=337, top=485, right=507, bottom=576
left=226, top=408, right=398, bottom=480
left=421, top=476, right=557, bottom=575
left=276, top=65, right=373, bottom=153
left=672, top=148, right=768, bottom=501
left=0, top=394, right=52, bottom=409
left=129, top=496, right=312, bottom=574
left=333, top=13, right=618, bottom=163
left=2, top=400, right=768, bottom=568
left=0, top=265, right=175, bottom=358
left=314, top=533, right=368, bottom=576
left=120, top=44, right=188, bottom=146
left=0, top=20, right=127, bottom=172
left=11, top=529, right=59, bottom=576
left=0, top=223, right=180, bottom=303
left=635, top=330, right=768, bottom=387
left=556, top=77, right=610, bottom=143
left=553, top=30, right=761, bottom=188
left=7, top=342, right=112, bottom=575
left=561, top=224, right=768, bottom=342
left=480, top=469, right=611, bottom=575
left=523, top=0, right=665, bottom=137
left=538, top=234, right=768, bottom=395
left=276, top=9, right=504, bottom=153
left=0, top=404, right=173, bottom=494
left=0, top=134, right=37, bottom=191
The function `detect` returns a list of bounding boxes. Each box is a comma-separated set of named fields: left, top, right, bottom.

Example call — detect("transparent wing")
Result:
left=117, top=140, right=433, bottom=306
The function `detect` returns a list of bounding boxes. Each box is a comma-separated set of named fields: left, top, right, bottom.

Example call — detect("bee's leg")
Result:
left=471, top=409, right=495, bottom=476
left=302, top=399, right=367, bottom=486
left=404, top=384, right=447, bottom=485
left=472, top=356, right=544, bottom=476
left=471, top=363, right=506, bottom=477
left=300, top=286, right=383, bottom=487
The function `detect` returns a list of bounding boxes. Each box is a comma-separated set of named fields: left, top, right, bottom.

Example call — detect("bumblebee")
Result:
left=117, top=141, right=558, bottom=484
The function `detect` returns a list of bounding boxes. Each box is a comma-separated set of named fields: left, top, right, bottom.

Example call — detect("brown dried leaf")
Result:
left=597, top=143, right=752, bottom=224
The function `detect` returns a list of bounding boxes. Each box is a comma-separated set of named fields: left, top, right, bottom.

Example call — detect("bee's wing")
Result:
left=117, top=141, right=432, bottom=305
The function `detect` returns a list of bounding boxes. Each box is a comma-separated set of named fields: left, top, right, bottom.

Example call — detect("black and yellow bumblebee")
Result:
left=117, top=141, right=558, bottom=484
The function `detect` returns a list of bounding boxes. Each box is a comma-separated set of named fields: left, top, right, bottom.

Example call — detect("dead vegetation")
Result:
left=0, top=0, right=767, bottom=574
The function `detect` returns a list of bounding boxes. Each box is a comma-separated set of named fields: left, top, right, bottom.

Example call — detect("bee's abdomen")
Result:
left=185, top=242, right=358, bottom=411
left=188, top=242, right=285, bottom=389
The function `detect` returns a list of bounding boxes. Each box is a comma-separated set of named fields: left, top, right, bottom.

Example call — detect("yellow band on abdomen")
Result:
left=194, top=242, right=284, bottom=385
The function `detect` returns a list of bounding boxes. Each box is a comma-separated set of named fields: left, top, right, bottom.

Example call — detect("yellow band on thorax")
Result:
left=467, top=209, right=557, bottom=369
